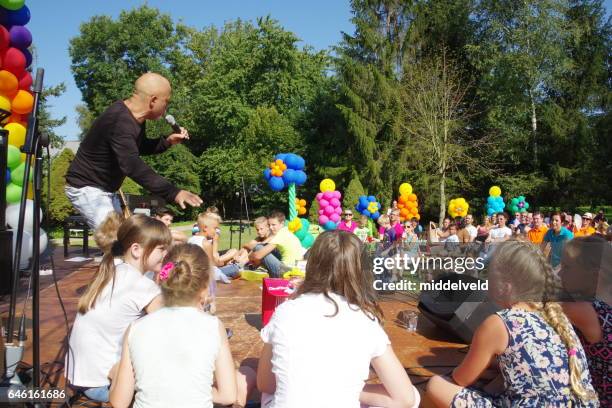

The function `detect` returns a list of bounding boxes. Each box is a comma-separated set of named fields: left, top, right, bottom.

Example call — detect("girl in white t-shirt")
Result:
left=110, top=243, right=245, bottom=408
left=257, top=230, right=419, bottom=408
left=66, top=214, right=171, bottom=402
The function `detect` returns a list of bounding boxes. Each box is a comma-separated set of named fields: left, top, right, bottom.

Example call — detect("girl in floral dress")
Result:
left=426, top=239, right=599, bottom=407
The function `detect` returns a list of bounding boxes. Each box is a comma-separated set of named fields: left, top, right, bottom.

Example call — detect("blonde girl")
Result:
left=66, top=214, right=171, bottom=403
left=427, top=240, right=598, bottom=407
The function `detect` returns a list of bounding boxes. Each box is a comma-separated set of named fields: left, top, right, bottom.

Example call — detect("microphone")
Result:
left=165, top=114, right=182, bottom=134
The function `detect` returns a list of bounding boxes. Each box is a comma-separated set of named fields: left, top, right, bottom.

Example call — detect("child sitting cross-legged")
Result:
left=110, top=243, right=255, bottom=408
left=257, top=230, right=419, bottom=408
left=427, top=239, right=599, bottom=407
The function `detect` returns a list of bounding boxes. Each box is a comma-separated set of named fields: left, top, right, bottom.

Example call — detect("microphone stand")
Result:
left=5, top=68, right=46, bottom=401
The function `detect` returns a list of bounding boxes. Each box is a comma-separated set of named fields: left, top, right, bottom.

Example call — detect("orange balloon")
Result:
left=0, top=70, right=18, bottom=97
left=11, top=89, right=33, bottom=115
left=408, top=193, right=417, bottom=202
left=397, top=203, right=404, bottom=209
left=410, top=207, right=418, bottom=215
left=398, top=195, right=407, bottom=204
left=400, top=208, right=409, bottom=217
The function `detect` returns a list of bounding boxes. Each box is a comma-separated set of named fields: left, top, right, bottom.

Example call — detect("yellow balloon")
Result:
left=399, top=182, right=413, bottom=196
left=0, top=95, right=11, bottom=122
left=320, top=178, right=335, bottom=192
left=5, top=122, right=26, bottom=147
left=489, top=186, right=501, bottom=197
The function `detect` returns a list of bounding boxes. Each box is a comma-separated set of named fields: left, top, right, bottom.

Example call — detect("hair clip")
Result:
left=159, top=262, right=174, bottom=281
left=568, top=348, right=577, bottom=357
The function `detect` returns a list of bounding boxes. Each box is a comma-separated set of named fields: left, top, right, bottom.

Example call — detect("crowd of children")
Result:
left=64, top=202, right=610, bottom=407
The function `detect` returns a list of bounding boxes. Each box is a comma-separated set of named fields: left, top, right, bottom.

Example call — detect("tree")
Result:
left=468, top=0, right=572, bottom=168
left=336, top=0, right=417, bottom=204
left=38, top=84, right=67, bottom=149
left=400, top=53, right=491, bottom=223
left=42, top=149, right=75, bottom=224
left=75, top=103, right=95, bottom=140
left=342, top=175, right=366, bottom=211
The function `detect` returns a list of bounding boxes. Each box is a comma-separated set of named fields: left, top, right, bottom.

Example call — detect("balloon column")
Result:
left=355, top=195, right=381, bottom=220
left=1, top=1, right=46, bottom=264
left=486, top=185, right=505, bottom=216
left=263, top=153, right=313, bottom=248
left=263, top=153, right=307, bottom=219
left=506, top=196, right=529, bottom=214
left=316, top=178, right=342, bottom=230
left=448, top=197, right=469, bottom=218
left=397, top=182, right=420, bottom=221
left=1, top=0, right=33, bottom=203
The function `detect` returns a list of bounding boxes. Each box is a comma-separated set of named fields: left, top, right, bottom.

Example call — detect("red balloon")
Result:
left=0, top=26, right=9, bottom=53
left=17, top=70, right=31, bottom=90
left=2, top=47, right=26, bottom=76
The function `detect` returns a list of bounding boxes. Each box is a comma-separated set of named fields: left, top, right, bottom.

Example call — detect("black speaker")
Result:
left=418, top=273, right=500, bottom=343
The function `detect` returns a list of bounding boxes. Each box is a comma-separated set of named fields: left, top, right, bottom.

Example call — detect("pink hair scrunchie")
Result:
left=159, top=262, right=175, bottom=281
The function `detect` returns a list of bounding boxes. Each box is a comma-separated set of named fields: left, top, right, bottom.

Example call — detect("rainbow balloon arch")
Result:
left=0, top=0, right=47, bottom=265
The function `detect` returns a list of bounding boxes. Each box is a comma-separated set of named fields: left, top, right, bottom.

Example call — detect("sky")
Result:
left=26, top=0, right=355, bottom=141
left=25, top=1, right=612, bottom=142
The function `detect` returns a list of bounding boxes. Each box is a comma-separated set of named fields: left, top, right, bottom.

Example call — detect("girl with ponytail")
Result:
left=110, top=243, right=250, bottom=408
left=427, top=239, right=599, bottom=407
left=66, top=214, right=172, bottom=403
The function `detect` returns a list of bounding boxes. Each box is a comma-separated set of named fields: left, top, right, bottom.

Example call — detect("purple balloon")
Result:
left=9, top=25, right=31, bottom=49
left=319, top=199, right=329, bottom=208
left=324, top=205, right=335, bottom=216
left=335, top=207, right=342, bottom=215
left=318, top=209, right=324, bottom=215
left=333, top=191, right=342, bottom=199
left=319, top=215, right=329, bottom=225
left=315, top=193, right=323, bottom=200
left=330, top=213, right=340, bottom=223
left=323, top=191, right=334, bottom=200
left=330, top=198, right=340, bottom=207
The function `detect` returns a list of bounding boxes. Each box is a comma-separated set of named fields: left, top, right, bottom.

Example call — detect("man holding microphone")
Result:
left=65, top=72, right=202, bottom=228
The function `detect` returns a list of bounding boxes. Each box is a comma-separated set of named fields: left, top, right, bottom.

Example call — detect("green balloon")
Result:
left=511, top=205, right=519, bottom=213
left=301, top=233, right=315, bottom=248
left=6, top=183, right=22, bottom=204
left=524, top=202, right=530, bottom=210
left=295, top=228, right=306, bottom=240
left=11, top=162, right=31, bottom=187
left=7, top=145, right=21, bottom=170
left=0, top=0, right=25, bottom=10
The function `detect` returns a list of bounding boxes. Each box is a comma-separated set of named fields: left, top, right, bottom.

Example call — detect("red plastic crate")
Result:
left=261, top=278, right=293, bottom=327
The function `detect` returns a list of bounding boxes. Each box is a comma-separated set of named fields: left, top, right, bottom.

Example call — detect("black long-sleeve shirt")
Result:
left=66, top=101, right=180, bottom=202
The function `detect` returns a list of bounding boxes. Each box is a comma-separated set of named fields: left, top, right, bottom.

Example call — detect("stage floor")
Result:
left=1, top=248, right=467, bottom=407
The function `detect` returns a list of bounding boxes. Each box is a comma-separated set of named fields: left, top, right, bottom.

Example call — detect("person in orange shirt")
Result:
left=575, top=212, right=596, bottom=237
left=527, top=211, right=548, bottom=244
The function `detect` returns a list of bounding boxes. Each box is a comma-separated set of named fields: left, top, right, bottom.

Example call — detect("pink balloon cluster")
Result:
left=316, top=190, right=342, bottom=228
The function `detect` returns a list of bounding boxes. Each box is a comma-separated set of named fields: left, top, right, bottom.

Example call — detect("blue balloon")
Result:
left=496, top=196, right=504, bottom=204
left=323, top=221, right=337, bottom=230
left=284, top=153, right=300, bottom=170
left=368, top=195, right=376, bottom=202
left=487, top=208, right=495, bottom=216
left=300, top=218, right=310, bottom=231
left=371, top=211, right=381, bottom=220
left=487, top=196, right=496, bottom=205
left=359, top=196, right=369, bottom=207
left=263, top=168, right=271, bottom=180
left=295, top=155, right=305, bottom=170
left=282, top=168, right=296, bottom=184
left=3, top=5, right=30, bottom=26
left=294, top=170, right=307, bottom=186
left=362, top=209, right=371, bottom=217
left=268, top=176, right=285, bottom=191
left=274, top=153, right=288, bottom=162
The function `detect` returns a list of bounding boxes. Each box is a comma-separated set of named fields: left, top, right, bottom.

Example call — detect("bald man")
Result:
left=65, top=72, right=202, bottom=228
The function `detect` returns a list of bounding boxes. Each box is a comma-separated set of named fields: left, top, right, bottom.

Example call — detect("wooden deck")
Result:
left=1, top=248, right=467, bottom=407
